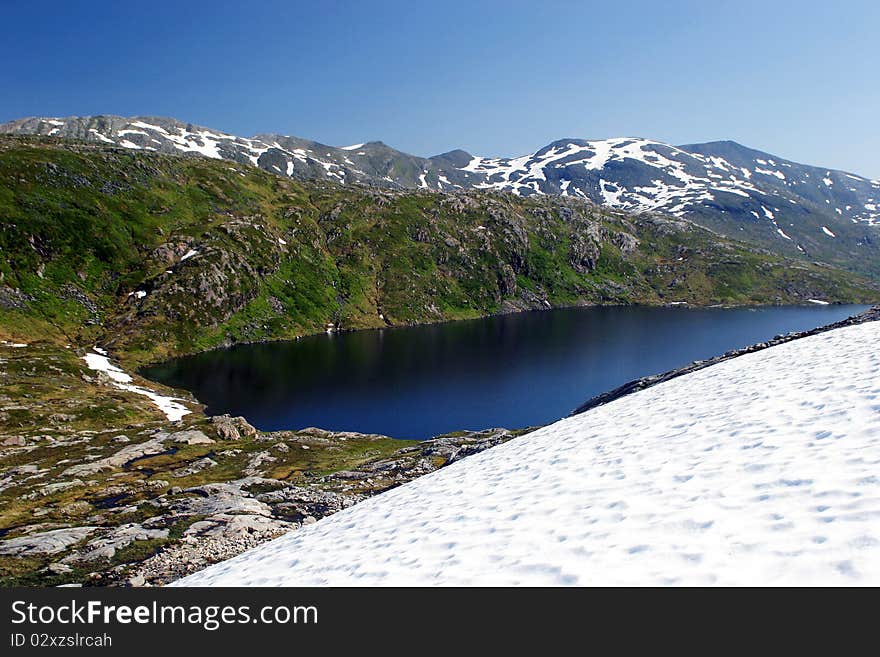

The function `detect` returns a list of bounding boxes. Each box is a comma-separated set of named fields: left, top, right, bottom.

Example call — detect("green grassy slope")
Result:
left=1, top=136, right=877, bottom=365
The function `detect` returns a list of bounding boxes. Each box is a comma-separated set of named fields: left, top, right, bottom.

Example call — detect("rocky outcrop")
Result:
left=60, top=431, right=200, bottom=476
left=0, top=527, right=98, bottom=556
left=210, top=415, right=258, bottom=441
left=170, top=480, right=273, bottom=517
left=62, top=524, right=169, bottom=563
left=125, top=429, right=523, bottom=585
left=0, top=420, right=525, bottom=586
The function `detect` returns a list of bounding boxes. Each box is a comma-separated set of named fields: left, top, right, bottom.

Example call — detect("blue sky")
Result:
left=3, top=1, right=879, bottom=176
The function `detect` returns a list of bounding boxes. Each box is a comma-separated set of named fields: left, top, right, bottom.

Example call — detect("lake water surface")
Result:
left=142, top=305, right=867, bottom=439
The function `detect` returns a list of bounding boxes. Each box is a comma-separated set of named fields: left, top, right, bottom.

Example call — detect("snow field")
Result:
left=175, top=321, right=880, bottom=586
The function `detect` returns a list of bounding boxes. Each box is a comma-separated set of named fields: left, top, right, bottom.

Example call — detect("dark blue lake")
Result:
left=142, top=305, right=867, bottom=439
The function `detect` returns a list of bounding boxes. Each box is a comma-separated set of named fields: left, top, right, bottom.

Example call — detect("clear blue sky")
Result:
left=3, top=1, right=879, bottom=177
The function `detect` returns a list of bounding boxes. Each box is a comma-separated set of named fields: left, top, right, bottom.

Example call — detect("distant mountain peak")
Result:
left=429, top=149, right=473, bottom=168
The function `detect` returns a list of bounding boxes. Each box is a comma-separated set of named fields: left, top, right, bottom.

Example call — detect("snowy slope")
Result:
left=81, top=348, right=191, bottom=422
left=175, top=321, right=880, bottom=586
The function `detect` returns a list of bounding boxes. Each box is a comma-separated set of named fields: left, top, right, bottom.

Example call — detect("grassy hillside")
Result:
left=1, top=135, right=877, bottom=365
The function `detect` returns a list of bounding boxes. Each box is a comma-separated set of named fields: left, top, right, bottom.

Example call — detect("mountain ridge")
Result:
left=3, top=114, right=879, bottom=279
left=4, top=115, right=877, bottom=177
left=0, top=134, right=877, bottom=589
left=5, top=114, right=877, bottom=184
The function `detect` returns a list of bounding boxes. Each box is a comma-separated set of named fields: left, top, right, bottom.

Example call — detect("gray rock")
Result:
left=171, top=480, right=271, bottom=516
left=62, top=436, right=170, bottom=476
left=170, top=457, right=217, bottom=478
left=184, top=513, right=294, bottom=540
left=58, top=501, right=92, bottom=516
left=257, top=485, right=354, bottom=522
left=46, top=562, right=73, bottom=575
left=243, top=450, right=276, bottom=476
left=0, top=464, right=44, bottom=494
left=64, top=523, right=170, bottom=563
left=31, top=479, right=85, bottom=498
left=0, top=526, right=98, bottom=556
left=169, top=429, right=214, bottom=445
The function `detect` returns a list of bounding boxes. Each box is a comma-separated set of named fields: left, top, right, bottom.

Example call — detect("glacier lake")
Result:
left=142, top=304, right=868, bottom=440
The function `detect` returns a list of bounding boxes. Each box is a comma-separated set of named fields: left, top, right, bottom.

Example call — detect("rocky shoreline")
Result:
left=572, top=305, right=880, bottom=415
left=0, top=337, right=528, bottom=587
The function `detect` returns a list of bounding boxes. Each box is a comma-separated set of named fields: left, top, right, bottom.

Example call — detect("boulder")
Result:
left=210, top=415, right=257, bottom=441
left=183, top=514, right=293, bottom=540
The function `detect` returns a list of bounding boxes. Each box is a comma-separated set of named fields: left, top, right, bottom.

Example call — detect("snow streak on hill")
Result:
left=174, top=321, right=880, bottom=586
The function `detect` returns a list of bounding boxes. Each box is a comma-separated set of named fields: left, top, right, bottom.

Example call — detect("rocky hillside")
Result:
left=1, top=136, right=876, bottom=366
left=4, top=115, right=879, bottom=279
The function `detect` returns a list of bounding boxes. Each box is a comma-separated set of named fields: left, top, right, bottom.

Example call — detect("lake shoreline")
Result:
left=141, top=303, right=871, bottom=438
left=134, top=298, right=864, bottom=372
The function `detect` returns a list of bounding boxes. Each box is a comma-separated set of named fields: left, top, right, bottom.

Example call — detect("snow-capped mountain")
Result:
left=3, top=115, right=879, bottom=276
left=456, top=137, right=880, bottom=227
left=0, top=115, right=434, bottom=189
left=442, top=137, right=880, bottom=279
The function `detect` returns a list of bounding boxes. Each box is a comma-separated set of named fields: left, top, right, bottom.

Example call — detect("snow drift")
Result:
left=174, top=321, right=880, bottom=586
